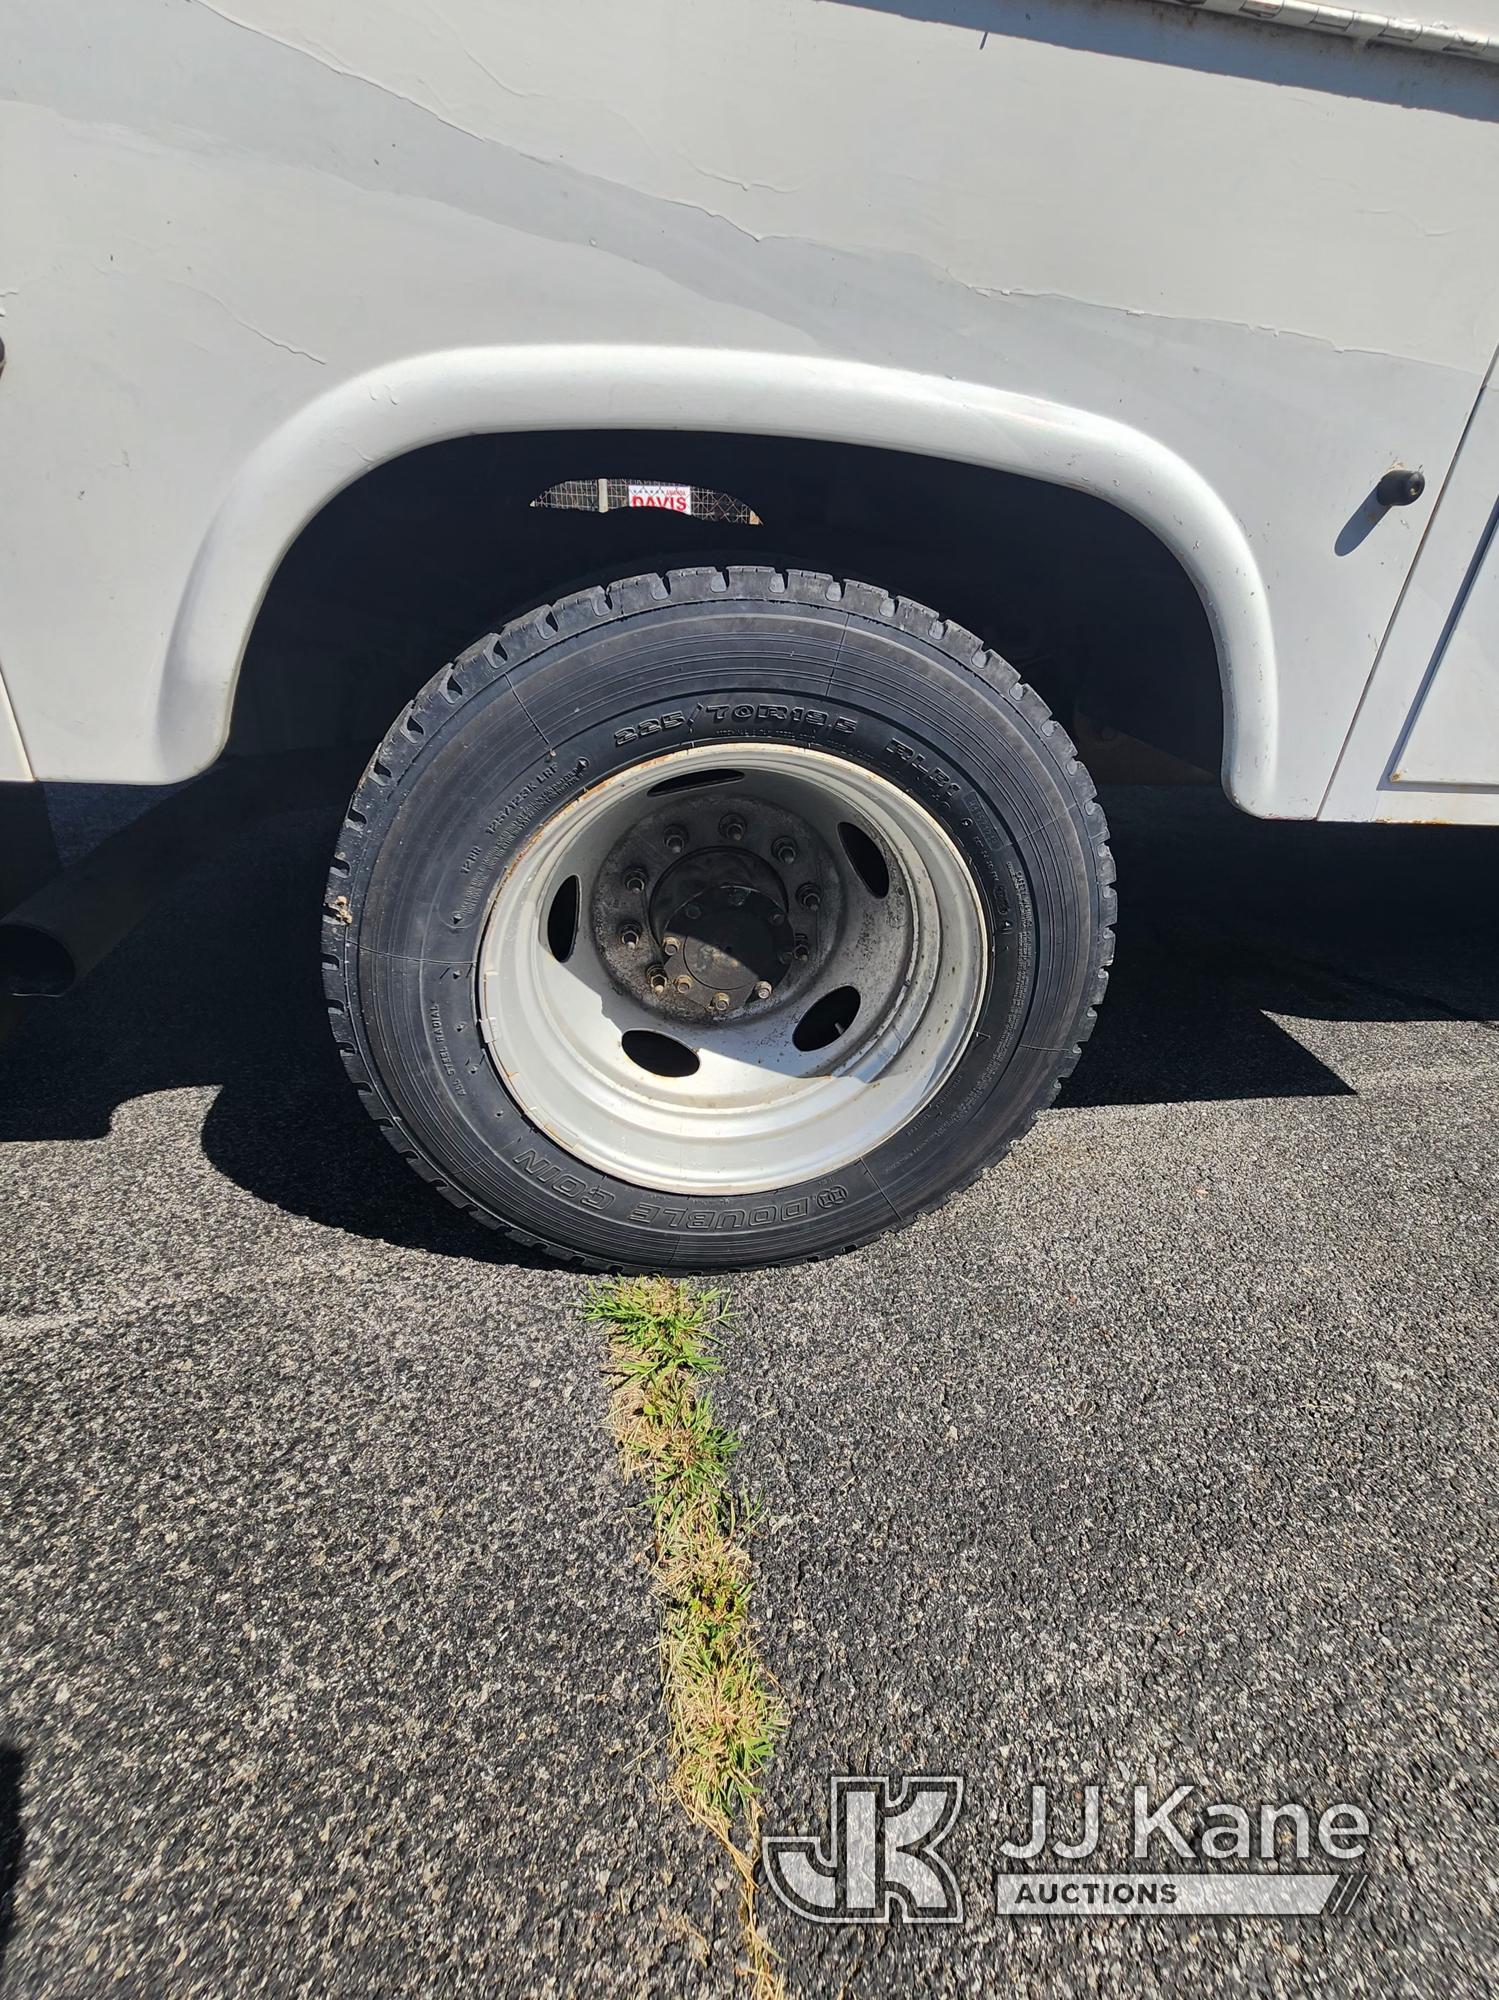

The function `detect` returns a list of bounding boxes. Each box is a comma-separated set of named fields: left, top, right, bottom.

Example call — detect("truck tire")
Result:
left=323, top=568, right=1114, bottom=1269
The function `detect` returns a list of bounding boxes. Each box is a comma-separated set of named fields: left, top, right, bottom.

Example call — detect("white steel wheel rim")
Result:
left=477, top=743, right=987, bottom=1194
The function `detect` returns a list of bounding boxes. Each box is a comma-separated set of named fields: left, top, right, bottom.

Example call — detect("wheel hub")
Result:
left=650, top=848, right=796, bottom=1014
left=594, top=794, right=830, bottom=1022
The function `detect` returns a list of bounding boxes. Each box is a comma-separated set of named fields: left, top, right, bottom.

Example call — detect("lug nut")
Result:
left=753, top=980, right=773, bottom=1001
left=624, top=867, right=647, bottom=892
left=663, top=934, right=681, bottom=955
left=797, top=882, right=821, bottom=910
left=772, top=837, right=797, bottom=865
left=663, top=824, right=688, bottom=855
left=710, top=991, right=732, bottom=1014
left=647, top=964, right=668, bottom=995
left=619, top=922, right=641, bottom=947
left=675, top=973, right=693, bottom=994
left=793, top=936, right=810, bottom=962
left=719, top=814, right=746, bottom=842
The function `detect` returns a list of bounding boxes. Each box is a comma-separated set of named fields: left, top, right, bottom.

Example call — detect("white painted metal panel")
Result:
left=0, top=0, right=1496, bottom=818
left=0, top=667, right=34, bottom=783
left=1390, top=519, right=1499, bottom=787
left=1323, top=374, right=1499, bottom=820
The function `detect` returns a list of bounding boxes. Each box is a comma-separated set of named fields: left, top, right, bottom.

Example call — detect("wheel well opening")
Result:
left=229, top=428, right=1223, bottom=781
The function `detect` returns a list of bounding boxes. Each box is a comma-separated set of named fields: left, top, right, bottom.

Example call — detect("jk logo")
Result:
left=763, top=1774, right=965, bottom=1925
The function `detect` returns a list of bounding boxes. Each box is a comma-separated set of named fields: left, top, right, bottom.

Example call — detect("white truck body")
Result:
left=2, top=0, right=1497, bottom=820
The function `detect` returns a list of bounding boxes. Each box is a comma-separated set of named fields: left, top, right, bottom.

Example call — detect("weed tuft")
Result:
left=586, top=1276, right=786, bottom=2000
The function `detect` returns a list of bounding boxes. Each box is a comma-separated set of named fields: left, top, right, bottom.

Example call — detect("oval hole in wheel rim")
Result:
left=646, top=767, right=745, bottom=798
left=793, top=985, right=861, bottom=1052
left=621, top=1030, right=701, bottom=1078
left=545, top=874, right=580, bottom=961
left=838, top=821, right=890, bottom=898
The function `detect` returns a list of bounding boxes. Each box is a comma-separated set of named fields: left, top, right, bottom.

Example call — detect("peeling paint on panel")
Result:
left=1145, top=0, right=1499, bottom=67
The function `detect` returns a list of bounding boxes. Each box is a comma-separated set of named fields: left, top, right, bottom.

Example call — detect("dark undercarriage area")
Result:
left=229, top=428, right=1223, bottom=782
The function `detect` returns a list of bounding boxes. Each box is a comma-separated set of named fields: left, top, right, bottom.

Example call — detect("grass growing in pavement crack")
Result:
left=585, top=1276, right=786, bottom=2000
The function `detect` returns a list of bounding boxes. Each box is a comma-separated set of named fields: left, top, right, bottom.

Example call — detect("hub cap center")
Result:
left=674, top=886, right=784, bottom=994
left=650, top=847, right=789, bottom=1013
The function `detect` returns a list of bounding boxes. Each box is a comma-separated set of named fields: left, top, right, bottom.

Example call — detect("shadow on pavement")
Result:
left=0, top=1744, right=23, bottom=1983
left=0, top=786, right=1493, bottom=1263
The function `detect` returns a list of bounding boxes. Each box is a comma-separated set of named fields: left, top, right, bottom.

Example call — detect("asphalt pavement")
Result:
left=0, top=785, right=1494, bottom=1998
